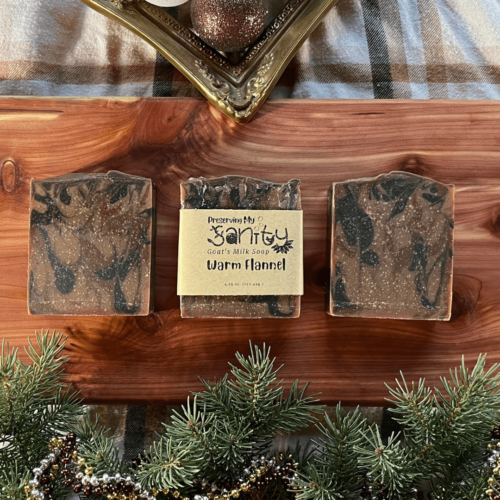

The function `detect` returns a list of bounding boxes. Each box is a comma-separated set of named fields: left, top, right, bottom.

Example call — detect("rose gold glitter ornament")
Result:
left=191, top=0, right=269, bottom=52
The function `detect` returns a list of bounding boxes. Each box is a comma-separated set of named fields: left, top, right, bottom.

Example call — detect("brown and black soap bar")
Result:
left=180, top=175, right=301, bottom=319
left=28, top=171, right=155, bottom=316
left=329, top=171, right=454, bottom=320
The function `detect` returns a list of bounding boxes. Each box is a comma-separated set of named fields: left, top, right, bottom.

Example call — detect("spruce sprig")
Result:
left=0, top=330, right=84, bottom=500
left=140, top=436, right=203, bottom=491
left=428, top=444, right=493, bottom=500
left=297, top=404, right=368, bottom=500
left=356, top=353, right=500, bottom=498
left=3, top=333, right=500, bottom=500
left=72, top=412, right=126, bottom=475
left=138, top=342, right=323, bottom=490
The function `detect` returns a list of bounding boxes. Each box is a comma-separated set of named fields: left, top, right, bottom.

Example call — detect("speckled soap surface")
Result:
left=28, top=171, right=155, bottom=316
left=180, top=175, right=301, bottom=319
left=329, top=171, right=454, bottom=321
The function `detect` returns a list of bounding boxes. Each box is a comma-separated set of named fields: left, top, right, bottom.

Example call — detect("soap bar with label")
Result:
left=180, top=175, right=301, bottom=318
left=328, top=171, right=454, bottom=320
left=28, top=171, right=155, bottom=316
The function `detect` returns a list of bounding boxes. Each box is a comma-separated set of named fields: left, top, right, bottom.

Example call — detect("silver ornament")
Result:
left=90, top=477, right=99, bottom=487
left=102, top=474, right=110, bottom=484
left=33, top=467, right=42, bottom=476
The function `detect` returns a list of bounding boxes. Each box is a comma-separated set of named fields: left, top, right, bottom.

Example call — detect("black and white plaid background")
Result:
left=1, top=0, right=500, bottom=99
left=89, top=404, right=399, bottom=461
left=2, top=0, right=500, bottom=454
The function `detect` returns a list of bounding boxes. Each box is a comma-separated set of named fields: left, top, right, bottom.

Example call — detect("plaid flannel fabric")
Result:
left=90, top=405, right=392, bottom=461
left=1, top=0, right=498, bottom=456
left=1, top=0, right=500, bottom=99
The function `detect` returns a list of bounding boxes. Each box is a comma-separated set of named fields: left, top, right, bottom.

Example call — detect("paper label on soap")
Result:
left=178, top=210, right=303, bottom=296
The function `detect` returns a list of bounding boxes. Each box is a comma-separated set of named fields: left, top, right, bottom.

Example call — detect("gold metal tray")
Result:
left=79, top=0, right=339, bottom=123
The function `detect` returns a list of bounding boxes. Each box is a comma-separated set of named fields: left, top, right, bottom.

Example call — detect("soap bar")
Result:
left=328, top=171, right=454, bottom=320
left=28, top=171, right=155, bottom=316
left=180, top=175, right=301, bottom=318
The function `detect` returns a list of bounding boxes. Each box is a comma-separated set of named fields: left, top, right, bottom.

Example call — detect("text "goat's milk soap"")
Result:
left=178, top=175, right=303, bottom=319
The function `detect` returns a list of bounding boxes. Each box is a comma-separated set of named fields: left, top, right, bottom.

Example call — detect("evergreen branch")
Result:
left=271, top=382, right=322, bottom=435
left=359, top=354, right=500, bottom=498
left=428, top=443, right=493, bottom=500
left=357, top=426, right=420, bottom=497
left=4, top=335, right=500, bottom=500
left=153, top=342, right=322, bottom=487
left=296, top=405, right=368, bottom=500
left=76, top=414, right=124, bottom=474
left=296, top=463, right=345, bottom=500
left=228, top=343, right=284, bottom=426
left=196, top=375, right=236, bottom=420
left=0, top=459, right=27, bottom=500
left=139, top=437, right=202, bottom=490
left=0, top=329, right=86, bottom=500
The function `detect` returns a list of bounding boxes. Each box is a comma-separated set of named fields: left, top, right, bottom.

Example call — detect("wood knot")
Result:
left=135, top=312, right=164, bottom=334
left=450, top=274, right=482, bottom=322
left=495, top=214, right=500, bottom=232
left=399, top=158, right=425, bottom=176
left=483, top=208, right=500, bottom=237
left=304, top=256, right=329, bottom=294
left=1, top=160, right=17, bottom=192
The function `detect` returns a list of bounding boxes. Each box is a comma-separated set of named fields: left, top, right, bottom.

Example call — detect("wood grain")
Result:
left=1, top=97, right=500, bottom=406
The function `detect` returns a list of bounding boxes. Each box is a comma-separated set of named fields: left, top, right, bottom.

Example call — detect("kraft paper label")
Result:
left=178, top=210, right=304, bottom=296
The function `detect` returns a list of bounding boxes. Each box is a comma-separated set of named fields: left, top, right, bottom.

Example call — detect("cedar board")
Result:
left=0, top=97, right=499, bottom=406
